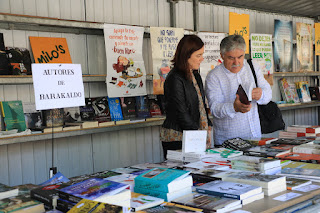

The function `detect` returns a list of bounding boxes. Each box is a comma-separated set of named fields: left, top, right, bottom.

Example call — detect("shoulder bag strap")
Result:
left=247, top=59, right=258, bottom=87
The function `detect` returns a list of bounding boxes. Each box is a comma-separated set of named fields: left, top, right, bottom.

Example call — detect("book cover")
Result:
left=0, top=183, right=19, bottom=200
left=105, top=174, right=137, bottom=191
left=120, top=97, right=136, bottom=120
left=107, top=97, right=124, bottom=121
left=6, top=47, right=32, bottom=75
left=40, top=172, right=70, bottom=186
left=135, top=96, right=151, bottom=119
left=67, top=199, right=125, bottom=213
left=91, top=97, right=111, bottom=123
left=0, top=100, right=26, bottom=132
left=130, top=192, right=164, bottom=211
left=57, top=198, right=76, bottom=212
left=79, top=98, right=96, bottom=121
left=236, top=84, right=251, bottom=105
left=148, top=97, right=162, bottom=117
left=0, top=194, right=45, bottom=213
left=286, top=177, right=312, bottom=190
left=207, top=148, right=243, bottom=158
left=24, top=112, right=43, bottom=130
left=276, top=152, right=320, bottom=162
left=292, top=144, right=320, bottom=154
left=172, top=192, right=241, bottom=212
left=63, top=107, right=81, bottom=123
left=31, top=183, right=69, bottom=207
left=221, top=172, right=286, bottom=188
left=295, top=81, right=311, bottom=103
left=270, top=138, right=313, bottom=145
left=140, top=202, right=202, bottom=213
left=196, top=180, right=262, bottom=200
left=230, top=156, right=280, bottom=170
left=281, top=167, right=320, bottom=179
left=58, top=178, right=129, bottom=203
left=42, top=108, right=64, bottom=127
left=278, top=78, right=299, bottom=103
left=134, top=168, right=191, bottom=193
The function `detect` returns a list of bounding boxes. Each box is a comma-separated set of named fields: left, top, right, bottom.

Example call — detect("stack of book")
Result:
left=58, top=178, right=131, bottom=207
left=244, top=145, right=291, bottom=158
left=134, top=168, right=193, bottom=202
left=219, top=172, right=287, bottom=196
left=195, top=180, right=263, bottom=205
left=172, top=191, right=242, bottom=212
left=278, top=125, right=320, bottom=139
left=230, top=156, right=281, bottom=175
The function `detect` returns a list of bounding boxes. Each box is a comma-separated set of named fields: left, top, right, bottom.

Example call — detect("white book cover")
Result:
left=182, top=130, right=207, bottom=153
left=196, top=180, right=262, bottom=200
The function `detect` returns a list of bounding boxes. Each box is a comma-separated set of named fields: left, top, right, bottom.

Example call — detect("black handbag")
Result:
left=247, top=59, right=285, bottom=134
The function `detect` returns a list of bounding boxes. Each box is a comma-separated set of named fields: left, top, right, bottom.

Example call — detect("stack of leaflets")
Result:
left=134, top=168, right=193, bottom=202
left=196, top=180, right=264, bottom=205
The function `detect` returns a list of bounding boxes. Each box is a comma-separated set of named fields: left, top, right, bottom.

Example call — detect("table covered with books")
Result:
left=3, top=133, right=320, bottom=212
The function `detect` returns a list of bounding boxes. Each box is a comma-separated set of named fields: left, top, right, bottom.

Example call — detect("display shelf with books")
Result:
left=0, top=116, right=165, bottom=146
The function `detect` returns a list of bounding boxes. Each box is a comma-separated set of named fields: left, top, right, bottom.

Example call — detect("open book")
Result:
left=236, top=83, right=254, bottom=105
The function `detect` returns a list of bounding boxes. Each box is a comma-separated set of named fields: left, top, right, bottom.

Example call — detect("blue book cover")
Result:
left=135, top=96, right=151, bottom=119
left=134, top=168, right=190, bottom=193
left=40, top=172, right=69, bottom=186
left=59, top=178, right=128, bottom=201
left=107, top=97, right=124, bottom=121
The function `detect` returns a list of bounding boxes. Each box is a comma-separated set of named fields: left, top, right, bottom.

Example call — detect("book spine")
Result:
left=134, top=187, right=167, bottom=201
left=30, top=190, right=53, bottom=206
left=195, top=188, right=241, bottom=200
left=58, top=191, right=82, bottom=204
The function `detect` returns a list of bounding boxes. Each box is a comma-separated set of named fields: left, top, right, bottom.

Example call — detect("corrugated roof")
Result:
left=201, top=0, right=320, bottom=19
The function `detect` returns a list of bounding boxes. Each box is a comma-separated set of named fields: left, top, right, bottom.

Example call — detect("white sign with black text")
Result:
left=32, top=63, right=85, bottom=110
left=182, top=130, right=207, bottom=153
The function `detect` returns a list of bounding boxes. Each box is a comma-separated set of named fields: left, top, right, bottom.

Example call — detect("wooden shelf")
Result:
left=273, top=72, right=320, bottom=77
left=0, top=74, right=153, bottom=85
left=278, top=101, right=320, bottom=111
left=0, top=117, right=165, bottom=146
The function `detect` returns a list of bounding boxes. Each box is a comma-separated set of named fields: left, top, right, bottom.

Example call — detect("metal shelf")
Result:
left=0, top=117, right=165, bottom=146
left=278, top=101, right=320, bottom=111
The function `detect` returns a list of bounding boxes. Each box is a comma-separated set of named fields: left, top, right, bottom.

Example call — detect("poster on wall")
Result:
left=197, top=32, right=226, bottom=83
left=104, top=24, right=147, bottom=98
left=296, top=22, right=313, bottom=71
left=315, top=23, right=320, bottom=56
left=29, top=37, right=72, bottom=63
left=229, top=12, right=250, bottom=54
left=250, top=33, right=274, bottom=85
left=274, top=19, right=293, bottom=72
left=150, top=27, right=184, bottom=95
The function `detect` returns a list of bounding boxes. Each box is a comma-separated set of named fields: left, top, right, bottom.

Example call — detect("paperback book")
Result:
left=0, top=183, right=19, bottom=199
left=230, top=156, right=280, bottom=170
left=0, top=193, right=45, bottom=213
left=107, top=97, right=124, bottom=121
left=172, top=192, right=242, bottom=213
left=135, top=96, right=151, bottom=119
left=0, top=100, right=26, bottom=132
left=67, top=198, right=127, bottom=213
left=286, top=177, right=312, bottom=190
left=80, top=98, right=96, bottom=121
left=130, top=192, right=164, bottom=211
left=196, top=180, right=262, bottom=200
left=120, top=97, right=136, bottom=120
left=134, top=168, right=191, bottom=193
left=58, top=178, right=130, bottom=204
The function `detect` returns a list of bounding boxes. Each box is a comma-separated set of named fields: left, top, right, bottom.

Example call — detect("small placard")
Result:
left=182, top=130, right=207, bottom=153
left=32, top=63, right=85, bottom=110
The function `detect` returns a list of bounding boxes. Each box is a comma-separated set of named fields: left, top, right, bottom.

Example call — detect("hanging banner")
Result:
left=104, top=24, right=147, bottom=98
left=197, top=32, right=226, bottom=83
left=296, top=22, right=313, bottom=71
left=250, top=33, right=274, bottom=85
left=315, top=23, right=320, bottom=56
left=274, top=19, right=293, bottom=72
left=229, top=12, right=250, bottom=54
left=150, top=27, right=184, bottom=95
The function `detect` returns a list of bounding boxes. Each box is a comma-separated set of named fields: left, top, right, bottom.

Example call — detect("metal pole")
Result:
left=169, top=0, right=177, bottom=27
left=193, top=0, right=199, bottom=32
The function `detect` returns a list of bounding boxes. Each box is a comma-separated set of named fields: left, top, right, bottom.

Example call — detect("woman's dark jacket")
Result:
left=162, top=68, right=212, bottom=132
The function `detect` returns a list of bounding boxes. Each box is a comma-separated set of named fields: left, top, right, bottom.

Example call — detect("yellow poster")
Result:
left=229, top=12, right=250, bottom=54
left=29, top=37, right=72, bottom=63
left=315, top=23, right=320, bottom=56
